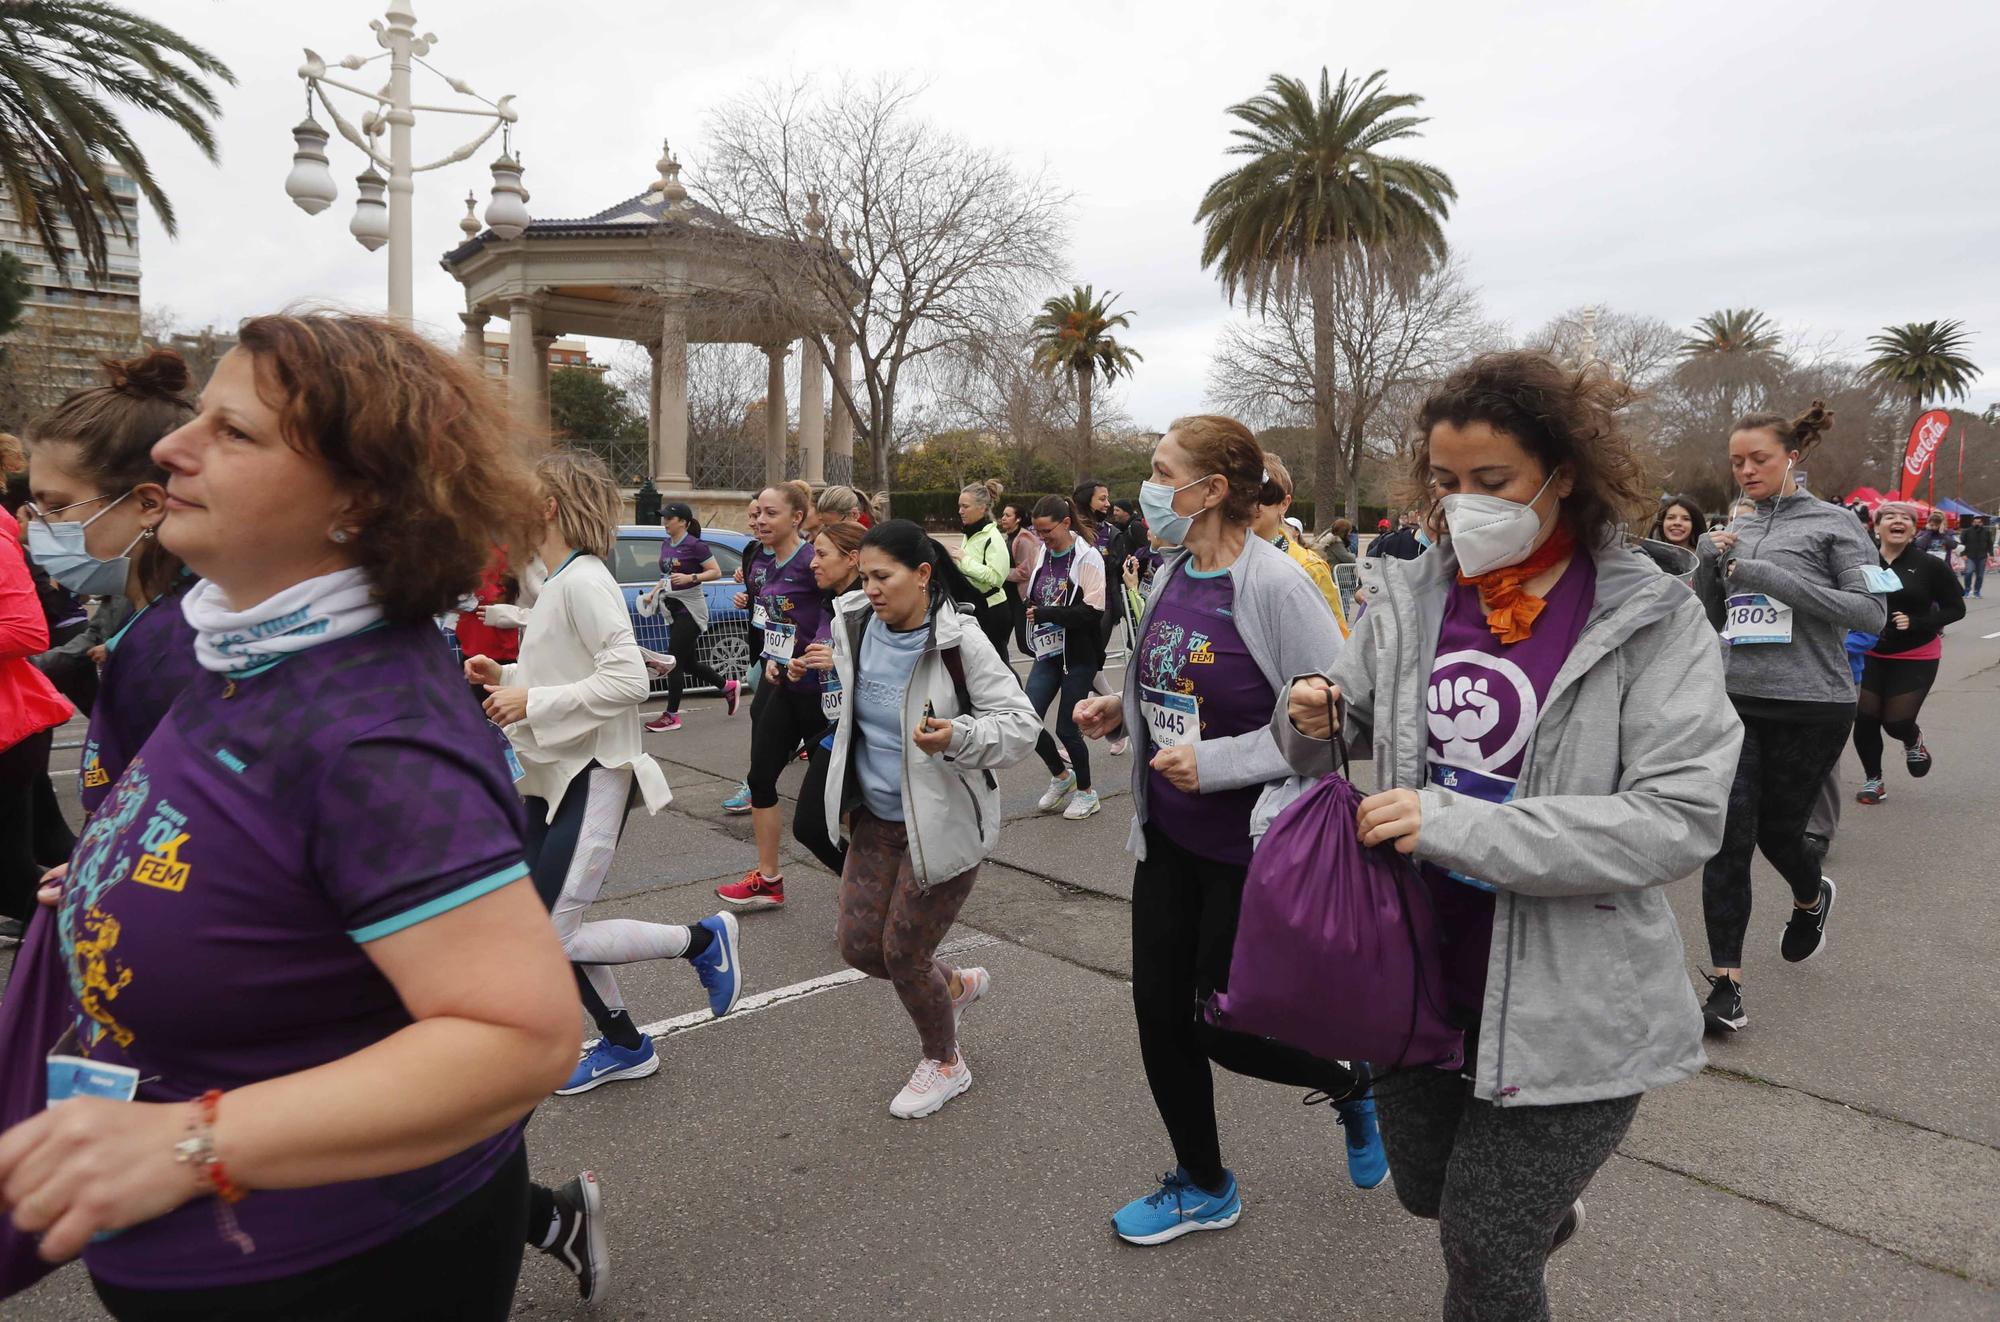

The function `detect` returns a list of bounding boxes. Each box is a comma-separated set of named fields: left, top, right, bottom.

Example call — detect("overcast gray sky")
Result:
left=133, top=0, right=2000, bottom=426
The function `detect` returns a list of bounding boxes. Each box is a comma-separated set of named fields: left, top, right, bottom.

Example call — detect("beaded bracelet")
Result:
left=173, top=1089, right=255, bottom=1254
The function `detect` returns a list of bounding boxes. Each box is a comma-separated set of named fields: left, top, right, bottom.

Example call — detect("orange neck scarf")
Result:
left=1457, top=522, right=1577, bottom=644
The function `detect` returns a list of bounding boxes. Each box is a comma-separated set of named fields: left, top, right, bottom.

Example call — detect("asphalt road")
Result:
left=9, top=603, right=2000, bottom=1320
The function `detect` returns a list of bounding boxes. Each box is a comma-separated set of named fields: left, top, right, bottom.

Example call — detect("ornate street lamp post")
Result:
left=283, top=2, right=526, bottom=321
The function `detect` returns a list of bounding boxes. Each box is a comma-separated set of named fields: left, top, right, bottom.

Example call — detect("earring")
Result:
left=331, top=529, right=351, bottom=544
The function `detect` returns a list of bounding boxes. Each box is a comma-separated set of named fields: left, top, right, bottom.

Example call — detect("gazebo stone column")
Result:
left=645, top=339, right=662, bottom=461
left=827, top=334, right=854, bottom=486
left=656, top=301, right=691, bottom=488
left=507, top=298, right=541, bottom=433
left=799, top=337, right=826, bottom=484
left=458, top=309, right=486, bottom=365
left=764, top=344, right=788, bottom=486
left=532, top=331, right=557, bottom=434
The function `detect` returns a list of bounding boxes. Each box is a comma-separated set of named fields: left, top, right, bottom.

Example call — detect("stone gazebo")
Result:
left=441, top=142, right=853, bottom=510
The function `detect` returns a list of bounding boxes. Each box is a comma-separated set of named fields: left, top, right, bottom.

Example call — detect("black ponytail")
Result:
left=861, top=517, right=982, bottom=615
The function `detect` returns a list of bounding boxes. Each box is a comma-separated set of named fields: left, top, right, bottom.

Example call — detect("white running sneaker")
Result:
left=952, top=966, right=990, bottom=1026
left=889, top=1054, right=972, bottom=1119
left=1063, top=788, right=1101, bottom=820
left=1037, top=770, right=1077, bottom=811
left=1107, top=735, right=1130, bottom=756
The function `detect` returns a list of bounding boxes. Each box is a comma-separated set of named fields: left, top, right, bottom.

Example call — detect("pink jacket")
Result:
left=0, top=516, right=75, bottom=752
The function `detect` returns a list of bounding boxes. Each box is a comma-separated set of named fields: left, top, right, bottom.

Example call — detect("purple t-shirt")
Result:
left=61, top=622, right=529, bottom=1289
left=656, top=533, right=714, bottom=617
left=1422, top=554, right=1596, bottom=1020
left=1136, top=566, right=1274, bottom=866
left=79, top=576, right=202, bottom=817
left=757, top=542, right=828, bottom=693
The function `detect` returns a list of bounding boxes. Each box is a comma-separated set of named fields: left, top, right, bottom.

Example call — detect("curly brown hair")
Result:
left=1404, top=351, right=1651, bottom=547
left=235, top=311, right=544, bottom=625
left=1731, top=400, right=1834, bottom=459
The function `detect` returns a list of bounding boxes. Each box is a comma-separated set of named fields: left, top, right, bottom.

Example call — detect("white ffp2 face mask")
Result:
left=1441, top=472, right=1557, bottom=576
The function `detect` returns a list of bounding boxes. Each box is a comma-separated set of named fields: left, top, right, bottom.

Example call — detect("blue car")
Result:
left=610, top=525, right=755, bottom=690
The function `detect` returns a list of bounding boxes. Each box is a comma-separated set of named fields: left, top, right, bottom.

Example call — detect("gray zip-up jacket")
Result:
left=1120, top=533, right=1345, bottom=860
left=824, top=595, right=1042, bottom=887
left=1273, top=537, right=1743, bottom=1106
left=1693, top=491, right=1886, bottom=704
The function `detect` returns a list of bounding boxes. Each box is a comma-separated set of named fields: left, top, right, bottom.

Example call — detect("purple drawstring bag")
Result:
left=1, top=906, right=70, bottom=1299
left=1207, top=701, right=1463, bottom=1073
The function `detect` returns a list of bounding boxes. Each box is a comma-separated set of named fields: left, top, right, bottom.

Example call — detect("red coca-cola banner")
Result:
left=1900, top=410, right=1952, bottom=499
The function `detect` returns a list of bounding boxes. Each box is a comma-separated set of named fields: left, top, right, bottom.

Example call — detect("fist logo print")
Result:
left=1424, top=651, right=1537, bottom=777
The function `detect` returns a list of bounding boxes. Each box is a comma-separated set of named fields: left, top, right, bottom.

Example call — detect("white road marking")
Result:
left=633, top=932, right=1001, bottom=1042
left=1984, top=630, right=2000, bottom=639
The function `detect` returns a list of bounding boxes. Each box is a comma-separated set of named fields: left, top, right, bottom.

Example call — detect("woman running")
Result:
left=721, top=495, right=777, bottom=816
left=0, top=313, right=580, bottom=1320
left=1070, top=416, right=1372, bottom=1246
left=823, top=519, right=1039, bottom=1117
left=1021, top=494, right=1107, bottom=820
left=787, top=518, right=866, bottom=876
left=1001, top=499, right=1038, bottom=655
left=1650, top=495, right=1707, bottom=552
left=956, top=479, right=1016, bottom=659
left=641, top=500, right=741, bottom=733
left=716, top=481, right=830, bottom=910
left=20, top=351, right=198, bottom=826
left=1694, top=402, right=1886, bottom=1033
left=1276, top=353, right=1739, bottom=1317
left=1853, top=501, right=1964, bottom=805
left=466, top=453, right=741, bottom=1099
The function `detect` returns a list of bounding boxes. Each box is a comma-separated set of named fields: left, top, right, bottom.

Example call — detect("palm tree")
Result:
left=1195, top=68, right=1456, bottom=519
left=1864, top=320, right=1979, bottom=489
left=1029, top=285, right=1141, bottom=479
left=0, top=251, right=26, bottom=338
left=1676, top=307, right=1784, bottom=421
left=0, top=3, right=234, bottom=284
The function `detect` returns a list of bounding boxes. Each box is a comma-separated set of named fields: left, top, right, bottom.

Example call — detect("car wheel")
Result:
left=700, top=623, right=753, bottom=685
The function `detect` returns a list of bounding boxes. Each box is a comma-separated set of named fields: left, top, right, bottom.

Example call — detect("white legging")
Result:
left=544, top=765, right=692, bottom=1012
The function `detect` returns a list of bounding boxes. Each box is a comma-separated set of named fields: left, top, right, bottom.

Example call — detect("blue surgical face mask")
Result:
left=1139, top=475, right=1215, bottom=547
left=26, top=490, right=146, bottom=597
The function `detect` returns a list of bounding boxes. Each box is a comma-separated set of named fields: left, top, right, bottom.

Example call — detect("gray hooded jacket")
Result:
left=1693, top=490, right=1886, bottom=704
left=1273, top=537, right=1743, bottom=1106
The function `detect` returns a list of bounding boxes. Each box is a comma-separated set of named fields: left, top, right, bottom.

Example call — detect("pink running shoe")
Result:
left=723, top=678, right=742, bottom=717
left=643, top=711, right=682, bottom=733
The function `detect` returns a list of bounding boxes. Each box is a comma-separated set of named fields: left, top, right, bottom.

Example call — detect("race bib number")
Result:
left=1141, top=686, right=1200, bottom=748
left=1723, top=593, right=1793, bottom=645
left=46, top=1024, right=137, bottom=1106
left=1031, top=622, right=1065, bottom=658
left=751, top=602, right=768, bottom=630
left=1926, top=547, right=1950, bottom=562
left=821, top=672, right=844, bottom=720
left=1862, top=566, right=1900, bottom=593
left=762, top=620, right=797, bottom=662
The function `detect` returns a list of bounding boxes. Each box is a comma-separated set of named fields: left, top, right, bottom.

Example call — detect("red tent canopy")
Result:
left=1847, top=487, right=1948, bottom=522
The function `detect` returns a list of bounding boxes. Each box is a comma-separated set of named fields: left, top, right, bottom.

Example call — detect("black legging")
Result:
left=978, top=604, right=1013, bottom=663
left=1133, top=822, right=1362, bottom=1191
left=666, top=610, right=729, bottom=713
left=792, top=738, right=848, bottom=875
left=0, top=729, right=65, bottom=921
left=1853, top=654, right=1940, bottom=779
left=748, top=683, right=827, bottom=811
left=1701, top=710, right=1852, bottom=968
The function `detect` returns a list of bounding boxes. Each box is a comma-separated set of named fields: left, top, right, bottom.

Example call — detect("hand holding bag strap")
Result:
left=1325, top=684, right=1350, bottom=782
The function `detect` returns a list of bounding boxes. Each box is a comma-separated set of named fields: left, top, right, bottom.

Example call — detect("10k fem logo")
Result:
left=132, top=798, right=192, bottom=891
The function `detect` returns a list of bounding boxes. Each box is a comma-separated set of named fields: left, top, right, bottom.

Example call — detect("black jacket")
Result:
left=1962, top=524, right=1995, bottom=562
left=1872, top=547, right=1966, bottom=655
left=1371, top=526, right=1427, bottom=561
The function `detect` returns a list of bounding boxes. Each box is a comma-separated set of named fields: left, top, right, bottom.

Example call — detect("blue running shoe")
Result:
left=722, top=780, right=752, bottom=814
left=556, top=1037, right=660, bottom=1096
left=690, top=912, right=742, bottom=1018
left=1112, top=1168, right=1241, bottom=1245
left=1333, top=1093, right=1389, bottom=1190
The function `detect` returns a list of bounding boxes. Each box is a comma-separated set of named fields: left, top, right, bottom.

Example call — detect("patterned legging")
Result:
left=834, top=809, right=976, bottom=1061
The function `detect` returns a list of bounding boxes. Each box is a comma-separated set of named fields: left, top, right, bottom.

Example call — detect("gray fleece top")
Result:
left=1694, top=490, right=1887, bottom=705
